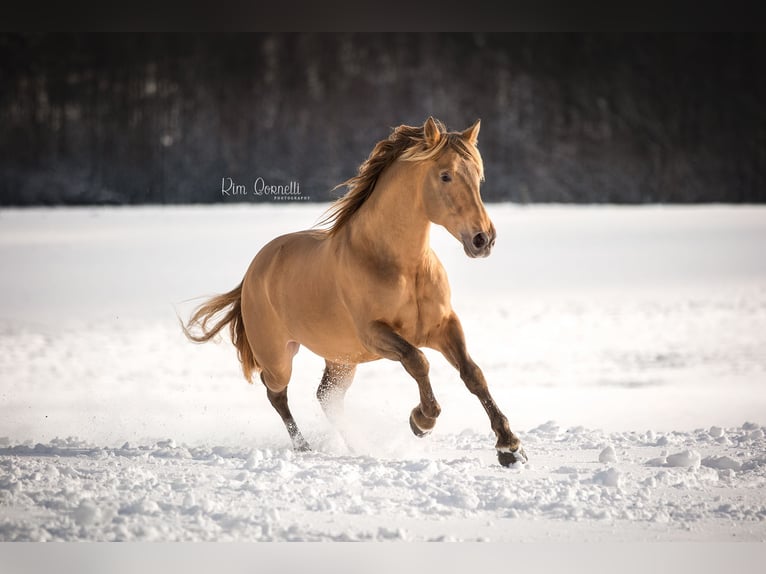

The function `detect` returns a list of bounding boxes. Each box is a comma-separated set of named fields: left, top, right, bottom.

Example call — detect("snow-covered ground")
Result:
left=0, top=204, right=765, bottom=541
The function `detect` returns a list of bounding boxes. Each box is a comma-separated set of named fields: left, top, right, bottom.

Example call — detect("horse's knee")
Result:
left=402, top=346, right=430, bottom=380
left=261, top=369, right=290, bottom=394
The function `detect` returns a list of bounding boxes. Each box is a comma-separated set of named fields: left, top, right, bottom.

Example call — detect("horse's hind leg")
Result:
left=316, top=361, right=356, bottom=421
left=260, top=353, right=310, bottom=452
left=316, top=362, right=357, bottom=451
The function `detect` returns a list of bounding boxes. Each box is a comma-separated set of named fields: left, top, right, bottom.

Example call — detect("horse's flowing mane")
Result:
left=321, top=119, right=484, bottom=235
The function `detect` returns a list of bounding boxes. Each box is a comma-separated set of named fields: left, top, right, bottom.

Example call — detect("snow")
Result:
left=593, top=467, right=621, bottom=487
left=598, top=445, right=618, bottom=463
left=701, top=455, right=742, bottom=471
left=664, top=450, right=702, bottom=469
left=1, top=204, right=765, bottom=541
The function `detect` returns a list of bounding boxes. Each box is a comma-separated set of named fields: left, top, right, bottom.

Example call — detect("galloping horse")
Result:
left=183, top=117, right=527, bottom=466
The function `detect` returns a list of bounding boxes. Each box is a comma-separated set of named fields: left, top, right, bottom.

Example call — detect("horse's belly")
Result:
left=289, top=313, right=377, bottom=363
left=300, top=334, right=378, bottom=365
left=278, top=291, right=370, bottom=362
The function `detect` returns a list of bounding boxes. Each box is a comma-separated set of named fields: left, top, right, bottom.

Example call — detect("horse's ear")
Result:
left=423, top=116, right=442, bottom=146
left=461, top=119, right=481, bottom=146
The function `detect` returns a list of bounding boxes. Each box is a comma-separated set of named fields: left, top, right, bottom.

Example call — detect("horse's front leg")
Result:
left=359, top=320, right=441, bottom=436
left=434, top=313, right=527, bottom=466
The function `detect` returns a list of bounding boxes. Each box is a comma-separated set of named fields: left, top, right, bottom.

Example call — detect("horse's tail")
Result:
left=180, top=282, right=259, bottom=383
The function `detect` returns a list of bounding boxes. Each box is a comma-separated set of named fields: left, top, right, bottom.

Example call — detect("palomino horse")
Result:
left=183, top=117, right=527, bottom=466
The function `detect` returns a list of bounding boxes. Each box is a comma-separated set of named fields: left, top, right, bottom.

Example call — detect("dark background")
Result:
left=1, top=33, right=764, bottom=205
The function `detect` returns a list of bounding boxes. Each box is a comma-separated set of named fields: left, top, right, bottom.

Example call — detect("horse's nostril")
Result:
left=472, top=232, right=488, bottom=249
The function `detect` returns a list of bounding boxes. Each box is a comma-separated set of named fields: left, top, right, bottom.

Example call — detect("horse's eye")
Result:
left=440, top=172, right=452, bottom=183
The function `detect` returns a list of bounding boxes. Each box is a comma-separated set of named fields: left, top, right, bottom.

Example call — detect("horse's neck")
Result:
left=344, top=161, right=431, bottom=270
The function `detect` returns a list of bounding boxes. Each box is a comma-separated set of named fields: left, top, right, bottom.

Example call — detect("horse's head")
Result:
left=418, top=117, right=496, bottom=258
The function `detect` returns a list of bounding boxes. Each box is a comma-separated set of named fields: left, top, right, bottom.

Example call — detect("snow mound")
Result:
left=665, top=450, right=702, bottom=469
left=709, top=426, right=724, bottom=439
left=593, top=467, right=621, bottom=487
left=599, top=445, right=618, bottom=463
left=72, top=500, right=98, bottom=526
left=701, top=455, right=742, bottom=471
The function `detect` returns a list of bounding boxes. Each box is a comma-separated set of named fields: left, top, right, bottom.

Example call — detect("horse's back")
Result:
left=249, top=229, right=327, bottom=272
left=244, top=229, right=332, bottom=306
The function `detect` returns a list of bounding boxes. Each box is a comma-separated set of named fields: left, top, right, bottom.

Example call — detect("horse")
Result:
left=182, top=117, right=527, bottom=466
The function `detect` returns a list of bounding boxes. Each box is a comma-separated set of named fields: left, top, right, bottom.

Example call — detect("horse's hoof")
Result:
left=409, top=412, right=432, bottom=438
left=497, top=446, right=527, bottom=467
left=293, top=442, right=312, bottom=453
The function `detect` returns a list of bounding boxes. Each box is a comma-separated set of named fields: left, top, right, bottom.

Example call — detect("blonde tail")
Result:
left=180, top=282, right=259, bottom=383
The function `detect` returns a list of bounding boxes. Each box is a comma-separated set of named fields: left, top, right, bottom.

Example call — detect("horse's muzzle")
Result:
left=462, top=228, right=496, bottom=258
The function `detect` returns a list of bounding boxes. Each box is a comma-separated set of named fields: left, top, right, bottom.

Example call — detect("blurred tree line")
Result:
left=1, top=33, right=764, bottom=205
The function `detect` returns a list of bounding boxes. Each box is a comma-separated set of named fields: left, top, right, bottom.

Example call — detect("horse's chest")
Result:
left=389, top=274, right=448, bottom=343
